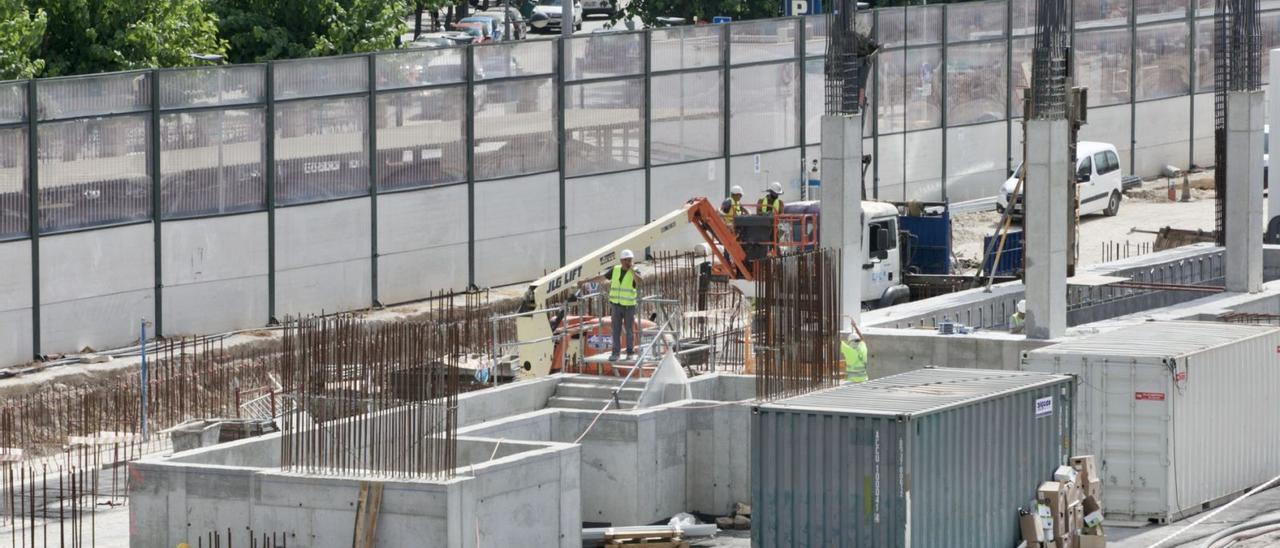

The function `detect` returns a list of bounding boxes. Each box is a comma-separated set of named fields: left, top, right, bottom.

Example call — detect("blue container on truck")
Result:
left=753, top=368, right=1075, bottom=548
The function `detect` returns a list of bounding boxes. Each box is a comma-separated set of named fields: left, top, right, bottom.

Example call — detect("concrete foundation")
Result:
left=1225, top=90, right=1265, bottom=293
left=1023, top=118, right=1069, bottom=339
left=820, top=114, right=863, bottom=328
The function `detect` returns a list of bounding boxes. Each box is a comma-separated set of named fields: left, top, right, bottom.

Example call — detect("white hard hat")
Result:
left=768, top=181, right=783, bottom=194
left=730, top=185, right=744, bottom=195
left=842, top=329, right=860, bottom=341
left=695, top=243, right=711, bottom=257
left=620, top=249, right=635, bottom=260
left=1017, top=300, right=1027, bottom=314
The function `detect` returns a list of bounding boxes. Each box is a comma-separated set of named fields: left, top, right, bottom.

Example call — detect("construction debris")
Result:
left=1021, top=455, right=1105, bottom=547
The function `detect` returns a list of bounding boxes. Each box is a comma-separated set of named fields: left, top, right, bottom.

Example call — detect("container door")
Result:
left=1100, top=359, right=1171, bottom=521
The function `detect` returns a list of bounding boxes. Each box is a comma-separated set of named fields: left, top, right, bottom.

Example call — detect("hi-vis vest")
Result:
left=723, top=197, right=746, bottom=224
left=758, top=196, right=783, bottom=214
left=609, top=266, right=637, bottom=307
left=841, top=340, right=868, bottom=383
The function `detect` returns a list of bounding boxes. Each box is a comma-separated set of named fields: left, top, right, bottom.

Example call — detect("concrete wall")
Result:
left=1078, top=104, right=1133, bottom=174
left=377, top=185, right=469, bottom=304
left=131, top=440, right=581, bottom=548
left=565, top=169, right=646, bottom=260
left=730, top=148, right=802, bottom=197
left=864, top=327, right=1051, bottom=376
left=473, top=172, right=559, bottom=287
left=0, top=239, right=32, bottom=365
left=947, top=122, right=1008, bottom=203
left=275, top=198, right=372, bottom=317
left=906, top=129, right=944, bottom=201
left=1134, top=97, right=1192, bottom=176
left=40, top=224, right=154, bottom=353
left=162, top=213, right=269, bottom=335
left=1193, top=92, right=1214, bottom=167
left=650, top=159, right=724, bottom=251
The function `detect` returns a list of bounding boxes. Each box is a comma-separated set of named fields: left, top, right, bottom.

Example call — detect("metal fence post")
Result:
left=466, top=45, right=477, bottom=288
left=27, top=78, right=39, bottom=358
left=798, top=16, right=807, bottom=186
left=557, top=36, right=568, bottom=266
left=150, top=69, right=163, bottom=337
left=1129, top=3, right=1138, bottom=175
left=940, top=4, right=949, bottom=204
left=872, top=9, right=880, bottom=199
left=723, top=24, right=733, bottom=196
left=265, top=62, right=278, bottom=323
left=1006, top=0, right=1015, bottom=178
left=368, top=53, right=381, bottom=307
left=1187, top=2, right=1197, bottom=168
left=644, top=30, right=653, bottom=223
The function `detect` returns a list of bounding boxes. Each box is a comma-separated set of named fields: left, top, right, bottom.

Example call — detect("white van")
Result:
left=996, top=141, right=1124, bottom=217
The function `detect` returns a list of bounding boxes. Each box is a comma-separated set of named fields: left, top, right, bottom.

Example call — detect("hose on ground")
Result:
left=1202, top=516, right=1280, bottom=548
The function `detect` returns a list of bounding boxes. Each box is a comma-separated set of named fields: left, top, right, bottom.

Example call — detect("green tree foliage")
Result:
left=210, top=0, right=406, bottom=64
left=30, top=0, right=227, bottom=76
left=0, top=0, right=46, bottom=79
left=613, top=0, right=778, bottom=27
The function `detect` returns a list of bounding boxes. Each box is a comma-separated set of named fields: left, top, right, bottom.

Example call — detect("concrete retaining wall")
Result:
left=39, top=224, right=153, bottom=353
left=376, top=185, right=469, bottom=304
left=275, top=198, right=372, bottom=317
left=0, top=239, right=32, bottom=365
left=162, top=213, right=269, bottom=336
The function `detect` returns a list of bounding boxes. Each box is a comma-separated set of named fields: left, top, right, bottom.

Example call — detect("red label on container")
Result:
left=1175, top=371, right=1186, bottom=381
left=1135, top=392, right=1166, bottom=401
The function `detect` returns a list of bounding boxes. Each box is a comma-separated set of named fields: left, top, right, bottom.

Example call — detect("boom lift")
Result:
left=509, top=198, right=788, bottom=380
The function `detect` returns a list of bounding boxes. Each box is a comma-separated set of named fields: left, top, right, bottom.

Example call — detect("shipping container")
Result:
left=1022, top=321, right=1280, bottom=523
left=752, top=368, right=1074, bottom=547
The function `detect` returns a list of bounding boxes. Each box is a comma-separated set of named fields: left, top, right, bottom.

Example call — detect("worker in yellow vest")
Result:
left=1009, top=299, right=1026, bottom=334
left=580, top=249, right=641, bottom=361
left=840, top=323, right=868, bottom=384
left=721, top=185, right=748, bottom=225
left=758, top=182, right=784, bottom=215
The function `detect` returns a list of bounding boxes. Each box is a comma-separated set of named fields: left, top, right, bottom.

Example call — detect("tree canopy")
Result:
left=612, top=0, right=778, bottom=27
left=209, top=0, right=406, bottom=64
left=0, top=0, right=46, bottom=80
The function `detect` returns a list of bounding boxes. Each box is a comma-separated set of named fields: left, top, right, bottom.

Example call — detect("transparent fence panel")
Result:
left=946, top=1, right=1007, bottom=43
left=1197, top=0, right=1213, bottom=16
left=274, top=97, right=369, bottom=204
left=805, top=15, right=827, bottom=57
left=1075, top=28, right=1132, bottom=106
left=1195, top=18, right=1213, bottom=93
left=730, top=62, right=798, bottom=154
left=805, top=58, right=823, bottom=144
left=651, top=24, right=722, bottom=71
left=878, top=48, right=905, bottom=133
left=0, top=128, right=26, bottom=239
left=159, top=66, right=265, bottom=110
left=0, top=82, right=27, bottom=124
left=37, top=72, right=150, bottom=121
left=274, top=57, right=369, bottom=100
left=1264, top=11, right=1280, bottom=85
left=1012, top=37, right=1032, bottom=116
left=906, top=47, right=942, bottom=130
left=1075, top=0, right=1130, bottom=29
left=473, top=77, right=556, bottom=180
left=906, top=5, right=943, bottom=45
left=1136, top=22, right=1190, bottom=101
left=651, top=69, right=723, bottom=164
left=377, top=86, right=467, bottom=190
left=1135, top=0, right=1187, bottom=23
left=730, top=18, right=799, bottom=65
left=879, top=9, right=906, bottom=48
left=160, top=108, right=266, bottom=219
left=38, top=115, right=150, bottom=232
left=565, top=79, right=644, bottom=176
left=474, top=40, right=555, bottom=81
left=1012, top=0, right=1037, bottom=36
left=947, top=41, right=1006, bottom=125
left=376, top=48, right=465, bottom=90
left=566, top=32, right=644, bottom=81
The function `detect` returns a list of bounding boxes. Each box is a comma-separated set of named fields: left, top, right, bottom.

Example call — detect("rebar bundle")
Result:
left=824, top=0, right=872, bottom=115
left=1215, top=0, right=1262, bottom=246
left=277, top=315, right=459, bottom=479
left=753, top=249, right=841, bottom=402
left=1030, top=0, right=1070, bottom=120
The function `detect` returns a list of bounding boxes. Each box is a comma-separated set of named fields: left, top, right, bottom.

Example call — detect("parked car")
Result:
left=530, top=0, right=582, bottom=32
left=996, top=141, right=1126, bottom=217
left=455, top=16, right=499, bottom=42
left=409, top=31, right=474, bottom=48
left=580, top=0, right=615, bottom=18
left=480, top=7, right=527, bottom=40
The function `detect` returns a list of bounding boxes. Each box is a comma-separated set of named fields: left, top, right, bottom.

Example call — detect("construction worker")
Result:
left=758, top=182, right=784, bottom=214
left=721, top=185, right=748, bottom=225
left=580, top=249, right=641, bottom=361
left=1010, top=300, right=1027, bottom=334
left=840, top=323, right=868, bottom=384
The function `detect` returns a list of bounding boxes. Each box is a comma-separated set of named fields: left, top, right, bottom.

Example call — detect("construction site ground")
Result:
left=953, top=173, right=1222, bottom=271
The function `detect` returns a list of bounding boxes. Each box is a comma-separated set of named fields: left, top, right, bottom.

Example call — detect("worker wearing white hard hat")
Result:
left=579, top=249, right=642, bottom=361
left=758, top=181, right=784, bottom=215
left=1009, top=299, right=1027, bottom=334
left=839, top=321, right=868, bottom=384
left=721, top=185, right=748, bottom=226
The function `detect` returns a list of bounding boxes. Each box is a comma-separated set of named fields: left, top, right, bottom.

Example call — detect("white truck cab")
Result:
left=861, top=201, right=910, bottom=308
left=996, top=141, right=1124, bottom=217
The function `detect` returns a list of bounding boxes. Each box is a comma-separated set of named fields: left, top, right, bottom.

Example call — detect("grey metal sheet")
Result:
left=1026, top=320, right=1277, bottom=359
left=761, top=367, right=1070, bottom=417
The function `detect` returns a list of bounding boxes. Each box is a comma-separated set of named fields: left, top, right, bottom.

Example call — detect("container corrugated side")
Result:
left=752, top=374, right=1073, bottom=547
left=1023, top=324, right=1280, bottom=522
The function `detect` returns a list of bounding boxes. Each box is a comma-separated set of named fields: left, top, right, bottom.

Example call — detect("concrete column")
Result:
left=1024, top=119, right=1068, bottom=340
left=820, top=114, right=864, bottom=329
left=1269, top=50, right=1280, bottom=236
left=1226, top=90, right=1265, bottom=293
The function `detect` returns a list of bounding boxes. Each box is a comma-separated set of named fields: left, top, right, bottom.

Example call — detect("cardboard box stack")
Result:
left=1019, top=455, right=1104, bottom=548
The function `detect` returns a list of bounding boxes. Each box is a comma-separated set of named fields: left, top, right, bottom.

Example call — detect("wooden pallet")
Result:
left=601, top=528, right=689, bottom=547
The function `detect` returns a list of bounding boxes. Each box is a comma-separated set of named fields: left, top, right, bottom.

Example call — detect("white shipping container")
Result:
left=1022, top=321, right=1280, bottom=523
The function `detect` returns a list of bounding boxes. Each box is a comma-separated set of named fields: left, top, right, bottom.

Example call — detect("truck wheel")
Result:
left=1103, top=191, right=1121, bottom=216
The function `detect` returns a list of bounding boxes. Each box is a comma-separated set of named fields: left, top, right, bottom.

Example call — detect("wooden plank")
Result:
left=352, top=483, right=370, bottom=548
left=363, top=483, right=384, bottom=548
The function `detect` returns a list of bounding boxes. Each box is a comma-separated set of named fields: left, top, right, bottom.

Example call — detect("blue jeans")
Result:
left=610, top=303, right=635, bottom=358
